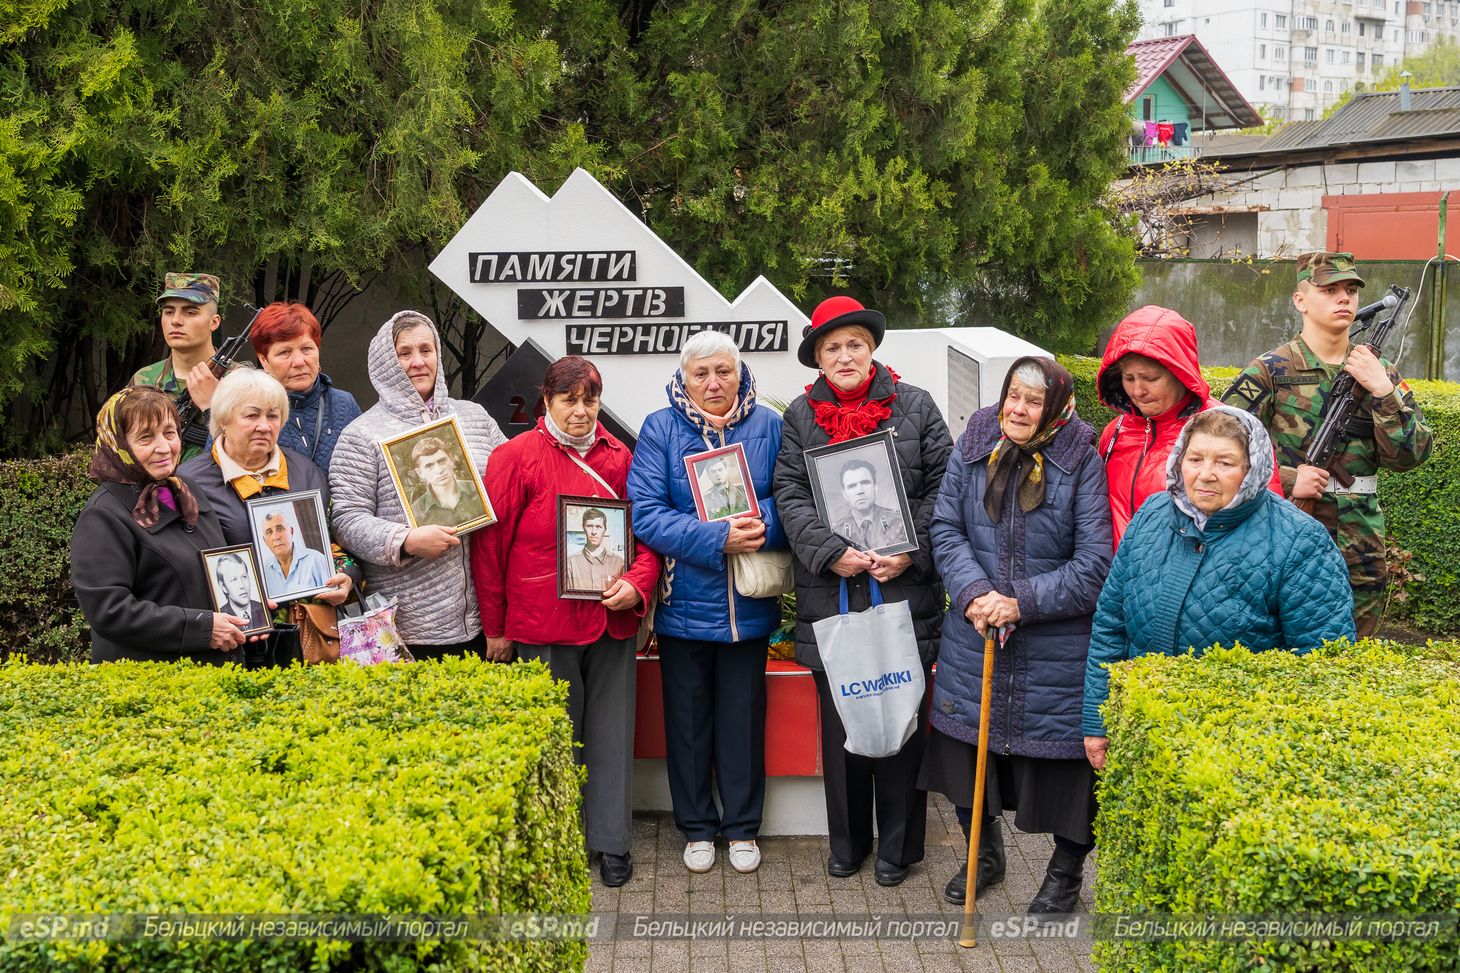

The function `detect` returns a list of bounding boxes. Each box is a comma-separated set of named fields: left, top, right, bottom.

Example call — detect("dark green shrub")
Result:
left=1093, top=640, right=1460, bottom=972
left=0, top=657, right=589, bottom=972
left=0, top=450, right=94, bottom=663
left=1372, top=379, right=1460, bottom=633
left=1062, top=354, right=1460, bottom=635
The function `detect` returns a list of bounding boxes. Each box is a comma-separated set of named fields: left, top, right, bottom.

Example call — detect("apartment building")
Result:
left=1139, top=1, right=1460, bottom=121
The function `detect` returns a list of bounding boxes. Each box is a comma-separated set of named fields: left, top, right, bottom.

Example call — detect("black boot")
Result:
left=944, top=818, right=1006, bottom=906
left=1028, top=844, right=1086, bottom=916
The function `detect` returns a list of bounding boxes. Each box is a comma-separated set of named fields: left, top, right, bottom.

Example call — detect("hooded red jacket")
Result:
left=1097, top=306, right=1280, bottom=547
left=472, top=418, right=659, bottom=646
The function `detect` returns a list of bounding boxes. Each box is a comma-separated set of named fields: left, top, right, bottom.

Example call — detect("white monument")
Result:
left=429, top=168, right=1047, bottom=443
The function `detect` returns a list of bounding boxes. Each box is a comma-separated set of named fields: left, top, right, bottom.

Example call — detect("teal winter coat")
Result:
left=1082, top=406, right=1355, bottom=736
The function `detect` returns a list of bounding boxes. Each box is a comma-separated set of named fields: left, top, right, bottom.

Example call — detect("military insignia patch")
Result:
left=1224, top=374, right=1269, bottom=409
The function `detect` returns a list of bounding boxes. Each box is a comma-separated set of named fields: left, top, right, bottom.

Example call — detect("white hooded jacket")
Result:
left=328, top=312, right=506, bottom=645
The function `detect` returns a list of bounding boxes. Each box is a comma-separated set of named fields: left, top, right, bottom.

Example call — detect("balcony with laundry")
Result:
left=1125, top=35, right=1265, bottom=167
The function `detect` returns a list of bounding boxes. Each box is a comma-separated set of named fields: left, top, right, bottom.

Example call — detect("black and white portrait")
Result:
left=201, top=545, right=272, bottom=634
left=805, top=430, right=918, bottom=557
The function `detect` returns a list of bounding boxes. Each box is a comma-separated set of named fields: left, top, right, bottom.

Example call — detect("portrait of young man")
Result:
left=407, top=435, right=487, bottom=529
left=564, top=506, right=627, bottom=594
left=213, top=552, right=269, bottom=631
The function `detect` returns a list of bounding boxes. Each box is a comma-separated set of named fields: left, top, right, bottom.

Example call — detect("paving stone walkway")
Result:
left=587, top=794, right=1096, bottom=972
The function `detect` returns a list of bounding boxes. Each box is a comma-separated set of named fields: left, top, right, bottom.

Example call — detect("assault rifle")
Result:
left=1295, top=284, right=1411, bottom=515
left=175, top=303, right=263, bottom=449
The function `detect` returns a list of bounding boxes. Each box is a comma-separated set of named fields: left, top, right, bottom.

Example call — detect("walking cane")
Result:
left=958, top=624, right=1002, bottom=949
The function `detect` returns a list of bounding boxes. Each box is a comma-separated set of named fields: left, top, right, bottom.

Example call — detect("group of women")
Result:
left=73, top=295, right=1357, bottom=909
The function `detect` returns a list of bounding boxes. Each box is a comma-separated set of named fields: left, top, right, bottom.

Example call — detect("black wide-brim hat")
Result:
left=797, top=296, right=887, bottom=368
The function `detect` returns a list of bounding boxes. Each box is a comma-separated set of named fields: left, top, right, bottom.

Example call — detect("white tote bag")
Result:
left=813, top=578, right=925, bottom=759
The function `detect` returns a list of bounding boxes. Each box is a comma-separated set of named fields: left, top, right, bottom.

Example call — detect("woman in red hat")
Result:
left=772, top=296, right=953, bottom=887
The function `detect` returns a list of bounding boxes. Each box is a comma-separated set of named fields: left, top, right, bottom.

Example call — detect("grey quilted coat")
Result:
left=1082, top=406, right=1356, bottom=737
left=929, top=407, right=1113, bottom=760
left=328, top=312, right=505, bottom=645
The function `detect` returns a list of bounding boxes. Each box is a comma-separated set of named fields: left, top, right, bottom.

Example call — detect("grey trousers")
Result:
left=518, top=635, right=636, bottom=856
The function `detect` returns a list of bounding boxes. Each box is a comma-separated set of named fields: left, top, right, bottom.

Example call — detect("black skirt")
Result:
left=918, top=727, right=1097, bottom=846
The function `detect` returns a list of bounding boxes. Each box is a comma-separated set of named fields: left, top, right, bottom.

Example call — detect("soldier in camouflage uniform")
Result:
left=130, top=273, right=229, bottom=461
left=1221, top=252, right=1432, bottom=637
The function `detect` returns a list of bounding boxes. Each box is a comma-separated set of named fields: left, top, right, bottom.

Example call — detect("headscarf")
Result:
left=984, top=356, right=1076, bottom=523
left=668, top=361, right=759, bottom=443
left=87, top=386, right=201, bottom=529
left=1164, top=405, right=1275, bottom=531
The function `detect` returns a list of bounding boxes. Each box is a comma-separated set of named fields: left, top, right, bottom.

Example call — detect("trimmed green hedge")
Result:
left=0, top=450, right=93, bottom=663
left=1061, top=354, right=1460, bottom=634
left=1093, top=640, right=1460, bottom=972
left=1374, top=378, right=1460, bottom=633
left=0, top=657, right=589, bottom=972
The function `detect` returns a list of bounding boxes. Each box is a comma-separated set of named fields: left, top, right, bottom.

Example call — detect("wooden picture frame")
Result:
left=245, top=489, right=336, bottom=603
left=379, top=416, right=496, bottom=535
left=803, top=429, right=918, bottom=557
left=557, top=495, right=634, bottom=600
left=684, top=442, right=760, bottom=523
left=200, top=544, right=273, bottom=635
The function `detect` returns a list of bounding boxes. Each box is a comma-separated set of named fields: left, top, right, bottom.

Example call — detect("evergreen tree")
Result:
left=0, top=0, right=1139, bottom=453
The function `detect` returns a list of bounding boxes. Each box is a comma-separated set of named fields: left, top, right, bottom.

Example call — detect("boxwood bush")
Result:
left=0, top=450, right=94, bottom=663
left=1062, top=354, right=1460, bottom=635
left=1093, top=640, right=1460, bottom=972
left=0, top=657, right=589, bottom=972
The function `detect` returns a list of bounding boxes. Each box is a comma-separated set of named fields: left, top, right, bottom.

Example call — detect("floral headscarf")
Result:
left=984, top=357, right=1076, bottom=523
left=87, top=386, right=200, bottom=529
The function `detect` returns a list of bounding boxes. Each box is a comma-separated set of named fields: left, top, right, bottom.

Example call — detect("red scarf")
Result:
left=807, top=365, right=899, bottom=443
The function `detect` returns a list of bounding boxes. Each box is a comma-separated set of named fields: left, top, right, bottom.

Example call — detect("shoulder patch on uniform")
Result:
left=1224, top=373, right=1270, bottom=408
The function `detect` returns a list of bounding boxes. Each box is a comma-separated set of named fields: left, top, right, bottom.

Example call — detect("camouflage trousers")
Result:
left=1314, top=497, right=1388, bottom=638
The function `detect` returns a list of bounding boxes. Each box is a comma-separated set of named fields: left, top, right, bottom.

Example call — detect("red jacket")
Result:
left=1097, top=306, right=1280, bottom=547
left=472, top=419, right=659, bottom=646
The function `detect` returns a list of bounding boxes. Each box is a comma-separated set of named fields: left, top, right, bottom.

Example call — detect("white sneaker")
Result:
left=684, top=840, right=716, bottom=873
left=728, top=840, right=761, bottom=873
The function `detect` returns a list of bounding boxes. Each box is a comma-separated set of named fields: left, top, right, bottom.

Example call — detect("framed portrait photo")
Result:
left=557, top=495, right=634, bottom=600
left=200, top=544, right=272, bottom=636
left=245, top=490, right=335, bottom=603
left=685, top=443, right=760, bottom=523
left=804, top=429, right=918, bottom=557
left=380, top=416, right=496, bottom=535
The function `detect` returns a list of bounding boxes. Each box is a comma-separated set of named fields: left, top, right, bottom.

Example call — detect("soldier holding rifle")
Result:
left=1222, top=252, right=1432, bottom=636
left=131, top=273, right=246, bottom=460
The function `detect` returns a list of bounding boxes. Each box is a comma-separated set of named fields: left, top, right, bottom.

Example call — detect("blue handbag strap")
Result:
left=838, top=576, right=883, bottom=615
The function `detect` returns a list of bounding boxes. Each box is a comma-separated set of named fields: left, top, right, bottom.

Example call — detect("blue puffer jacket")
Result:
left=1082, top=406, right=1356, bottom=737
left=930, top=407, right=1113, bottom=760
left=626, top=365, right=788, bottom=643
left=277, top=372, right=362, bottom=471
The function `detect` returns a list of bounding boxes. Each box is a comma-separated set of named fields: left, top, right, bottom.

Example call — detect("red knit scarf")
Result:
left=807, top=366, right=899, bottom=443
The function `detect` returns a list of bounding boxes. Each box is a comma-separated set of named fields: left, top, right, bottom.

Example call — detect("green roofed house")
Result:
left=1126, top=35, right=1264, bottom=165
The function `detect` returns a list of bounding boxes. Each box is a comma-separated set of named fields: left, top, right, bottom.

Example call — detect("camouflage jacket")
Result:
left=1220, top=335, right=1432, bottom=524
